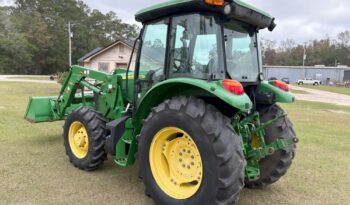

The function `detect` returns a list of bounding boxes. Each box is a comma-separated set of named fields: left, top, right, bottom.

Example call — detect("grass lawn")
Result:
left=8, top=75, right=51, bottom=81
left=0, top=82, right=349, bottom=205
left=296, top=84, right=350, bottom=95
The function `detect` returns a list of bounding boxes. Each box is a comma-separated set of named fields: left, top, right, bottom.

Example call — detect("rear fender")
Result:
left=134, top=78, right=253, bottom=135
left=258, top=80, right=295, bottom=103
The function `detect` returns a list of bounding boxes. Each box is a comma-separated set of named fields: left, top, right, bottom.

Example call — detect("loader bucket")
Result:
left=25, top=96, right=57, bottom=123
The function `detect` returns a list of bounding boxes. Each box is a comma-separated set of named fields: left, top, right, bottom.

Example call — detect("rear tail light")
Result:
left=274, top=80, right=289, bottom=92
left=222, top=80, right=244, bottom=95
left=204, top=0, right=225, bottom=6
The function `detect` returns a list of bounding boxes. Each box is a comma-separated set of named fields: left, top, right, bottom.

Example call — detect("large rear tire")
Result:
left=139, top=97, right=245, bottom=205
left=246, top=104, right=296, bottom=188
left=63, top=107, right=107, bottom=171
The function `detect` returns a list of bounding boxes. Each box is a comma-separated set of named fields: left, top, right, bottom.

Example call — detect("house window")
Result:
left=116, top=63, right=128, bottom=69
left=98, top=62, right=109, bottom=72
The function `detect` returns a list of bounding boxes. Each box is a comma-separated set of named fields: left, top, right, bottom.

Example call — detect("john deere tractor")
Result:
left=25, top=0, right=298, bottom=204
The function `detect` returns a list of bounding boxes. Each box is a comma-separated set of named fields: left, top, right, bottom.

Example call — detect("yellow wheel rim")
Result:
left=149, top=127, right=203, bottom=199
left=68, top=121, right=89, bottom=159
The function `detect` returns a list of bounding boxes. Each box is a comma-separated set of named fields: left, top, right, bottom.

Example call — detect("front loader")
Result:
left=25, top=0, right=298, bottom=204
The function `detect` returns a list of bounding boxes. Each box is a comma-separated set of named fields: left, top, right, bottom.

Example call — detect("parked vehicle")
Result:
left=281, top=77, right=290, bottom=84
left=269, top=76, right=277, bottom=80
left=24, top=1, right=298, bottom=204
left=297, top=78, right=321, bottom=85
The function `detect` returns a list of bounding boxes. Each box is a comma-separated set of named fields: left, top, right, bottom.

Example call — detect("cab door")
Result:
left=135, top=19, right=169, bottom=99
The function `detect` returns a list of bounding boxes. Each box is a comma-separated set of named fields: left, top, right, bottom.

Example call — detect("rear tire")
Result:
left=246, top=104, right=296, bottom=188
left=139, top=97, right=245, bottom=205
left=63, top=107, right=107, bottom=171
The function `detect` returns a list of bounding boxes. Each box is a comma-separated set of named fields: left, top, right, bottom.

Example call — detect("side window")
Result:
left=138, top=20, right=168, bottom=93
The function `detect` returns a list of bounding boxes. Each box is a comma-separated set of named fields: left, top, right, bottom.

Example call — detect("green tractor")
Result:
left=25, top=0, right=298, bottom=204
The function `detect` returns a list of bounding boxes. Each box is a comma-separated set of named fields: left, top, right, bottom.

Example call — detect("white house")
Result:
left=78, top=39, right=136, bottom=72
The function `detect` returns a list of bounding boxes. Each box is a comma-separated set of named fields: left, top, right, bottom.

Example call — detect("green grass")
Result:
left=8, top=76, right=51, bottom=81
left=0, top=81, right=349, bottom=205
left=296, top=84, right=350, bottom=95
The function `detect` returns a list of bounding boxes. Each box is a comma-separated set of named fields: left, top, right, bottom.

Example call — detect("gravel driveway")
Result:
left=290, top=85, right=350, bottom=106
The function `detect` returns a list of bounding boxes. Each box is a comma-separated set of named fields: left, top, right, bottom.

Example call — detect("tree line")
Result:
left=0, top=0, right=139, bottom=74
left=261, top=31, right=350, bottom=67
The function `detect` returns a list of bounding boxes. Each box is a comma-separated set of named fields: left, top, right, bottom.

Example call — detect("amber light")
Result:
left=222, top=80, right=244, bottom=95
left=204, top=0, right=225, bottom=6
left=274, top=80, right=289, bottom=92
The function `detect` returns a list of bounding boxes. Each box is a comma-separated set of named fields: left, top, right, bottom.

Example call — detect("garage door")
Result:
left=344, top=70, right=350, bottom=81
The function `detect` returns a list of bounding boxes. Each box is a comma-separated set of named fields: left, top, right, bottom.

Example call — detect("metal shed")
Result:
left=264, top=66, right=350, bottom=84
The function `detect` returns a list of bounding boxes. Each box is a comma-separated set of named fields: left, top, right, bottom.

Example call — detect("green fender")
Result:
left=134, top=78, right=253, bottom=135
left=258, top=80, right=295, bottom=103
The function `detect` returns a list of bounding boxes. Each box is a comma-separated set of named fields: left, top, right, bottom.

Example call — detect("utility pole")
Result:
left=302, top=43, right=306, bottom=78
left=68, top=21, right=74, bottom=67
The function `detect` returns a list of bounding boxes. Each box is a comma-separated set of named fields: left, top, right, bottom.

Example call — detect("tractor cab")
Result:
left=131, top=0, right=276, bottom=96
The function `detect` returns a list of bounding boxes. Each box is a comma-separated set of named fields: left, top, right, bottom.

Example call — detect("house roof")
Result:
left=78, top=38, right=136, bottom=63
left=77, top=47, right=103, bottom=63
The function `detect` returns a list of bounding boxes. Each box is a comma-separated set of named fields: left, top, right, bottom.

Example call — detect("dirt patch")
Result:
left=322, top=109, right=349, bottom=114
left=290, top=85, right=350, bottom=106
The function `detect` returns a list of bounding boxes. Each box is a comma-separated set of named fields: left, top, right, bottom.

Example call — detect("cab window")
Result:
left=138, top=20, right=168, bottom=93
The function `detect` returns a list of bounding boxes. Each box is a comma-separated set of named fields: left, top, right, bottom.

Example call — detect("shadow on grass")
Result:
left=26, top=134, right=63, bottom=144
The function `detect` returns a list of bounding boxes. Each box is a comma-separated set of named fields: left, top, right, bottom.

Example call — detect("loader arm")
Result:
left=25, top=65, right=125, bottom=122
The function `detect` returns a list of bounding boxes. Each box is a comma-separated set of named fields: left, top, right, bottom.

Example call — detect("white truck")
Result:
left=297, top=78, right=322, bottom=85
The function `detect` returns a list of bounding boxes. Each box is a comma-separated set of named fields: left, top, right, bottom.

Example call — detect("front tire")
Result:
left=246, top=104, right=296, bottom=188
left=139, top=97, right=244, bottom=205
left=63, top=107, right=107, bottom=171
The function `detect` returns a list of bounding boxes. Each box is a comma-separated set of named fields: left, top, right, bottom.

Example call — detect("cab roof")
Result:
left=135, top=0, right=276, bottom=31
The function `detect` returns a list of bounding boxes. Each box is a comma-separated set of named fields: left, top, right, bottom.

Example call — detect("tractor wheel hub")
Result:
left=149, top=127, right=203, bottom=199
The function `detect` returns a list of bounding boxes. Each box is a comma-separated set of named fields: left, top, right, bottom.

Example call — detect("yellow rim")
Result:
left=68, top=121, right=89, bottom=159
left=149, top=127, right=203, bottom=199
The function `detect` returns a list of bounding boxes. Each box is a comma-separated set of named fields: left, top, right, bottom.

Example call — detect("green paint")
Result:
left=258, top=80, right=295, bottom=103
left=134, top=78, right=253, bottom=136
left=233, top=0, right=272, bottom=18
left=135, top=0, right=272, bottom=22
left=115, top=118, right=136, bottom=167
left=135, top=0, right=193, bottom=17
left=232, top=111, right=298, bottom=181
